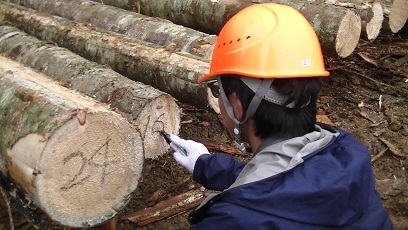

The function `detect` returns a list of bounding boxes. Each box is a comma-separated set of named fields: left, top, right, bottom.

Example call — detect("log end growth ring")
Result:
left=336, top=10, right=362, bottom=58
left=35, top=112, right=143, bottom=227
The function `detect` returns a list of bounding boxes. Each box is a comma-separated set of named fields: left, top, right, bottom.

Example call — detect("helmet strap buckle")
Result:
left=218, top=77, right=274, bottom=153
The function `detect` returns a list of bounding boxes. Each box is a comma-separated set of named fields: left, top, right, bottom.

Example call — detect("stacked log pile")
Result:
left=3, top=0, right=217, bottom=60
left=0, top=2, right=217, bottom=113
left=0, top=55, right=144, bottom=227
left=90, top=0, right=407, bottom=55
left=0, top=0, right=407, bottom=228
left=0, top=25, right=181, bottom=159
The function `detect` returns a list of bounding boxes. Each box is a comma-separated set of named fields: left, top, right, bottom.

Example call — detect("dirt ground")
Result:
left=1, top=34, right=408, bottom=229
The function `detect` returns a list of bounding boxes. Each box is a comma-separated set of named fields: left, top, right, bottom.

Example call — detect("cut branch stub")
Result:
left=0, top=56, right=143, bottom=227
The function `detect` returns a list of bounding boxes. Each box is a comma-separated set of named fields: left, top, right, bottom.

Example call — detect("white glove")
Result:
left=169, top=134, right=210, bottom=173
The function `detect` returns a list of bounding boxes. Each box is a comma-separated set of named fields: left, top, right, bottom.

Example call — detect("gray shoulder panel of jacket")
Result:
left=228, top=125, right=340, bottom=190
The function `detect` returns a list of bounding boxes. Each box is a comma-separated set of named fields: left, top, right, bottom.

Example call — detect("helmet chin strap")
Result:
left=218, top=77, right=274, bottom=153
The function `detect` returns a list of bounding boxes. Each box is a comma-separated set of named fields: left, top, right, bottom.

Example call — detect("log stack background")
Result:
left=0, top=0, right=407, bottom=227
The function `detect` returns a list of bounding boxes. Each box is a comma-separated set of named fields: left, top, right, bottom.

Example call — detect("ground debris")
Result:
left=379, top=138, right=405, bottom=157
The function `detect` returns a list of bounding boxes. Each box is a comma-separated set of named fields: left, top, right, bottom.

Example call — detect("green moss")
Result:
left=78, top=62, right=88, bottom=75
left=37, top=41, right=46, bottom=48
left=0, top=86, right=59, bottom=153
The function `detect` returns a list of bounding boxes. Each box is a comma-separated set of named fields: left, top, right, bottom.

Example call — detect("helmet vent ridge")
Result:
left=218, top=36, right=250, bottom=48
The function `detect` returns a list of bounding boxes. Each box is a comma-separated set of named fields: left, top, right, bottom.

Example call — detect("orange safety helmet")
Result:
left=199, top=3, right=330, bottom=83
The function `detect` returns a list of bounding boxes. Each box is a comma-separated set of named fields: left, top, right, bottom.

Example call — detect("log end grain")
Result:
left=135, top=94, right=182, bottom=159
left=366, top=2, right=384, bottom=41
left=389, top=0, right=408, bottom=33
left=0, top=56, right=144, bottom=227
left=34, top=112, right=143, bottom=227
left=336, top=10, right=362, bottom=58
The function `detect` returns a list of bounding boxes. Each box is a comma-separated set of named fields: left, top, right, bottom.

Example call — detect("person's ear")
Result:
left=228, top=92, right=244, bottom=121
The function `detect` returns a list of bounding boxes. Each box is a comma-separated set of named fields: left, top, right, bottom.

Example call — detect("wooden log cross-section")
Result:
left=0, top=56, right=144, bottom=227
left=389, top=0, right=408, bottom=33
left=0, top=25, right=181, bottom=159
left=0, top=2, right=219, bottom=113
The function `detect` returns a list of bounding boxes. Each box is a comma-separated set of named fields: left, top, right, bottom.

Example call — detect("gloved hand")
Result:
left=169, top=134, right=210, bottom=173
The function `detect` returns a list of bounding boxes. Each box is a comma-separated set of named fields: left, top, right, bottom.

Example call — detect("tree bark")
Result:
left=5, top=0, right=216, bottom=60
left=0, top=2, right=219, bottom=113
left=0, top=25, right=181, bottom=159
left=90, top=0, right=361, bottom=58
left=0, top=55, right=143, bottom=227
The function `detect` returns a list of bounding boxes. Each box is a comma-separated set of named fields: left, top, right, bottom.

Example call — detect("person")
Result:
left=169, top=3, right=394, bottom=229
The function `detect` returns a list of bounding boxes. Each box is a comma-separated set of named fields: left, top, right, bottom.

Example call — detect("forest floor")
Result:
left=1, top=34, right=408, bottom=230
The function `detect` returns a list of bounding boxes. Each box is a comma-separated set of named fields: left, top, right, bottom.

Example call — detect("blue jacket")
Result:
left=189, top=126, right=393, bottom=229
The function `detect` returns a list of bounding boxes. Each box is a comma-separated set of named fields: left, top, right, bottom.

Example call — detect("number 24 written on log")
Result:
left=60, top=138, right=115, bottom=190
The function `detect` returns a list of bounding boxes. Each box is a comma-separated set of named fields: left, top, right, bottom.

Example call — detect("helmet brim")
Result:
left=198, top=70, right=330, bottom=83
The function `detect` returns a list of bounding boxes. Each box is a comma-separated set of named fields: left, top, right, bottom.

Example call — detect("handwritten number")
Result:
left=60, top=138, right=111, bottom=190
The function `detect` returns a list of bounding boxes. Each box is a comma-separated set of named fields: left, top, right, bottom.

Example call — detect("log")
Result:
left=123, top=189, right=208, bottom=226
left=5, top=0, right=216, bottom=60
left=363, top=2, right=384, bottom=41
left=90, top=0, right=362, bottom=58
left=325, top=0, right=384, bottom=41
left=389, top=0, right=408, bottom=33
left=0, top=55, right=143, bottom=227
left=0, top=25, right=180, bottom=159
left=0, top=2, right=219, bottom=113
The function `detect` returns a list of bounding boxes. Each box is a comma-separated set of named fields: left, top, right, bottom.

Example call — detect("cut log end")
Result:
left=389, top=0, right=408, bottom=33
left=34, top=112, right=143, bottom=227
left=366, top=2, right=384, bottom=41
left=336, top=10, right=362, bottom=58
left=1, top=56, right=144, bottom=228
left=137, top=95, right=181, bottom=159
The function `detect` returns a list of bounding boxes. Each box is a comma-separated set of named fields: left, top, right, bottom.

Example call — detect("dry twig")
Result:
left=123, top=189, right=208, bottom=226
left=0, top=186, right=14, bottom=230
left=101, top=216, right=118, bottom=230
left=147, top=176, right=191, bottom=206
left=379, top=138, right=405, bottom=157
left=371, top=148, right=388, bottom=163
left=202, top=141, right=248, bottom=156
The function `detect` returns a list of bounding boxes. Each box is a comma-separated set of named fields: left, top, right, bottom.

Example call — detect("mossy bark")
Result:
left=88, top=0, right=361, bottom=57
left=0, top=25, right=181, bottom=158
left=0, top=2, right=218, bottom=112
left=6, top=0, right=216, bottom=60
left=0, top=55, right=143, bottom=227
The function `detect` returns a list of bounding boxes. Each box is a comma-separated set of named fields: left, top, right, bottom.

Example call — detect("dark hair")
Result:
left=220, top=75, right=322, bottom=139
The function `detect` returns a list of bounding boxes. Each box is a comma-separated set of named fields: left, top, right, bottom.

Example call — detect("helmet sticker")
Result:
left=302, top=60, right=312, bottom=67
